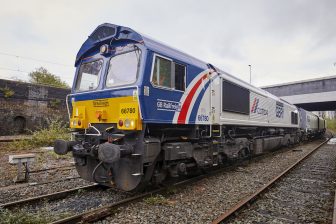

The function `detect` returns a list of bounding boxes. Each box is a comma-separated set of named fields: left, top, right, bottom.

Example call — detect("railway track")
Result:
left=50, top=141, right=318, bottom=224
left=0, top=184, right=99, bottom=210
left=0, top=176, right=80, bottom=190
left=51, top=172, right=222, bottom=224
left=29, top=164, right=75, bottom=174
left=0, top=139, right=328, bottom=223
left=0, top=135, right=32, bottom=142
left=0, top=165, right=78, bottom=191
left=212, top=137, right=335, bottom=224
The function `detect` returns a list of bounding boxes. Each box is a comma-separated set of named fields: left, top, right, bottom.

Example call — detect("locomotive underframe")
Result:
left=55, top=122, right=310, bottom=191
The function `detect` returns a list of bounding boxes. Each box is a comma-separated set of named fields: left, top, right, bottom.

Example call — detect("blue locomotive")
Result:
left=54, top=23, right=326, bottom=191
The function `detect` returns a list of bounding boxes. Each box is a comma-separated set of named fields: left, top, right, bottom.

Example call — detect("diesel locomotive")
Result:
left=54, top=23, right=326, bottom=191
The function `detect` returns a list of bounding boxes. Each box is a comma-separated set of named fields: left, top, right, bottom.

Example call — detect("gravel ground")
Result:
left=228, top=141, right=336, bottom=224
left=0, top=178, right=92, bottom=204
left=96, top=140, right=326, bottom=224
left=0, top=143, right=91, bottom=204
left=0, top=143, right=132, bottom=223
left=3, top=185, right=131, bottom=222
left=0, top=144, right=75, bottom=187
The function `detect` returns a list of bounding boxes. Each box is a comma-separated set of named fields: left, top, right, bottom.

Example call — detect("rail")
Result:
left=0, top=184, right=98, bottom=210
left=0, top=135, right=32, bottom=142
left=211, top=138, right=331, bottom=224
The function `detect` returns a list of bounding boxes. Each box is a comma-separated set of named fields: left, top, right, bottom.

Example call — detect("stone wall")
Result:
left=0, top=79, right=71, bottom=135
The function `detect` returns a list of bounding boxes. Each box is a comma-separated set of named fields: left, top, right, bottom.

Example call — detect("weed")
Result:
left=0, top=208, right=48, bottom=224
left=49, top=99, right=62, bottom=108
left=165, top=186, right=178, bottom=195
left=326, top=118, right=336, bottom=133
left=47, top=150, right=72, bottom=160
left=0, top=86, right=15, bottom=98
left=9, top=118, right=70, bottom=150
left=76, top=188, right=86, bottom=194
left=144, top=194, right=168, bottom=205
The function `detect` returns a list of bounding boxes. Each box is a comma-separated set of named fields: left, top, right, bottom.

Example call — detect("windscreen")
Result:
left=75, top=60, right=103, bottom=92
left=106, top=48, right=141, bottom=87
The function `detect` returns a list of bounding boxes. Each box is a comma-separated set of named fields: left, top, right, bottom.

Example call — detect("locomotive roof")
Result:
left=75, top=23, right=206, bottom=68
left=76, top=23, right=295, bottom=109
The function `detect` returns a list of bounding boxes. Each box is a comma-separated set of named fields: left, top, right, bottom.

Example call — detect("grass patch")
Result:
left=326, top=118, right=336, bottom=133
left=0, top=86, right=15, bottom=98
left=0, top=209, right=48, bottom=224
left=46, top=150, right=72, bottom=160
left=144, top=194, right=169, bottom=205
left=9, top=119, right=70, bottom=151
left=165, top=186, right=178, bottom=195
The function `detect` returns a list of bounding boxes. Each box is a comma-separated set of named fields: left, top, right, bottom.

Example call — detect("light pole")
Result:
left=248, top=64, right=252, bottom=84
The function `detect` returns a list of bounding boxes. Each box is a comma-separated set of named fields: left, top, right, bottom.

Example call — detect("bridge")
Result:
left=262, top=75, right=336, bottom=111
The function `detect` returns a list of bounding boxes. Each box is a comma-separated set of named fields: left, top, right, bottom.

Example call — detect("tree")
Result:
left=29, top=67, right=69, bottom=88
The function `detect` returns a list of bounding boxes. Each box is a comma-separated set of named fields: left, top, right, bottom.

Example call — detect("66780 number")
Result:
left=120, top=108, right=136, bottom=114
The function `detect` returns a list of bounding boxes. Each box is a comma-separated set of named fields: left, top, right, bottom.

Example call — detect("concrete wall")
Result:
left=263, top=77, right=336, bottom=97
left=0, top=79, right=71, bottom=135
left=262, top=76, right=336, bottom=111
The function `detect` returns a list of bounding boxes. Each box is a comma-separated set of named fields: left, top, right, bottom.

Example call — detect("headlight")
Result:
left=100, top=44, right=109, bottom=54
left=125, top=119, right=131, bottom=128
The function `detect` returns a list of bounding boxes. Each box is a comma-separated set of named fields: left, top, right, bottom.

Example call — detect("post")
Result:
left=248, top=64, right=252, bottom=84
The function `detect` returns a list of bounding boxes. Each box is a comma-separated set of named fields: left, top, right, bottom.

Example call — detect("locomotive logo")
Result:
left=276, top=102, right=284, bottom=118
left=251, top=97, right=268, bottom=116
left=157, top=99, right=181, bottom=112
left=93, top=99, right=109, bottom=107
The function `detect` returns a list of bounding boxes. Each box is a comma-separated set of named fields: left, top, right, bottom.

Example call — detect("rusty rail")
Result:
left=0, top=135, right=32, bottom=142
left=0, top=184, right=98, bottom=209
left=29, top=165, right=75, bottom=173
left=333, top=190, right=336, bottom=224
left=211, top=138, right=330, bottom=224
left=51, top=168, right=230, bottom=224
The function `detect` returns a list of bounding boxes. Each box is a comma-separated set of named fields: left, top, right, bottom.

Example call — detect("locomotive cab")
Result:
left=55, top=24, right=149, bottom=191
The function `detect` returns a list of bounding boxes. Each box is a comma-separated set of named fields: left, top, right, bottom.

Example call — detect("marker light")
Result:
left=100, top=44, right=109, bottom=54
left=77, top=120, right=82, bottom=126
left=118, top=119, right=123, bottom=127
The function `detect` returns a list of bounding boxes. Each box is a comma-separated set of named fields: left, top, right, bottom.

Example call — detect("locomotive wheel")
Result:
left=286, top=139, right=291, bottom=148
left=238, top=148, right=250, bottom=159
left=152, top=166, right=167, bottom=186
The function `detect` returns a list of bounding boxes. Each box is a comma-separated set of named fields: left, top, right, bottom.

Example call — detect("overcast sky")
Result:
left=0, top=0, right=335, bottom=87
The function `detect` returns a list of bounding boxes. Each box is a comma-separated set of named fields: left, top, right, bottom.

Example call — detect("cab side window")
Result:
left=152, top=55, right=186, bottom=91
left=153, top=56, right=172, bottom=88
left=175, top=63, right=185, bottom=91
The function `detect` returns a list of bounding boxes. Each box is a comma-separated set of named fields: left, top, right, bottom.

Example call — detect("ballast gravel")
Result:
left=20, top=187, right=130, bottom=222
left=99, top=140, right=326, bottom=224
left=0, top=178, right=91, bottom=204
left=1, top=185, right=131, bottom=222
left=229, top=142, right=336, bottom=223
